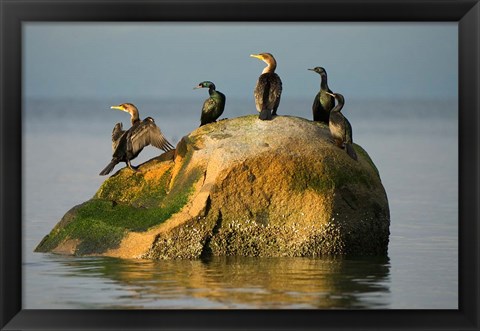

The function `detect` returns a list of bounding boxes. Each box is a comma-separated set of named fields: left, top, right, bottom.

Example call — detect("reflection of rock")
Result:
left=35, top=115, right=390, bottom=258
left=58, top=256, right=391, bottom=309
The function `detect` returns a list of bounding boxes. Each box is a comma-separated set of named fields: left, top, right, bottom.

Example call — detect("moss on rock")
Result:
left=35, top=150, right=203, bottom=255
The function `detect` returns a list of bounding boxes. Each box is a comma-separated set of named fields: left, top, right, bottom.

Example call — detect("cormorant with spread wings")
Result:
left=99, top=103, right=174, bottom=176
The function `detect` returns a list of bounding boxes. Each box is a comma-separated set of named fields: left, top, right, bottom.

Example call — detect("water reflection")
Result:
left=51, top=255, right=390, bottom=309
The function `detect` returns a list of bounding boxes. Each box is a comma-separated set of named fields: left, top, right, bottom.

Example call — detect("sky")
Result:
left=23, top=22, right=457, bottom=100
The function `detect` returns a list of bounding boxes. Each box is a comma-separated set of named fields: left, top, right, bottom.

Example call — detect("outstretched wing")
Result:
left=128, top=119, right=174, bottom=155
left=149, top=124, right=175, bottom=151
left=111, top=122, right=125, bottom=152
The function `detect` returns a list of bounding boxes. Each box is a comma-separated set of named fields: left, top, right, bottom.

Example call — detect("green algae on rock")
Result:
left=35, top=115, right=390, bottom=258
left=35, top=150, right=203, bottom=256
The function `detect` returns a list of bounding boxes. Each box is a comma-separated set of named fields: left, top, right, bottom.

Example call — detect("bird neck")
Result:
left=131, top=118, right=141, bottom=126
left=262, top=60, right=277, bottom=74
left=129, top=110, right=140, bottom=126
left=331, top=99, right=344, bottom=113
left=208, top=86, right=217, bottom=96
left=320, top=72, right=329, bottom=89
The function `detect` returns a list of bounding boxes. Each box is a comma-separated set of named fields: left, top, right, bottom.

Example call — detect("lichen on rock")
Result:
left=35, top=115, right=390, bottom=258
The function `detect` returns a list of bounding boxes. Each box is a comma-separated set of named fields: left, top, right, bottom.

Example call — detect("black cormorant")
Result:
left=99, top=103, right=174, bottom=175
left=250, top=53, right=283, bottom=120
left=326, top=93, right=358, bottom=161
left=194, top=81, right=226, bottom=126
left=308, top=67, right=334, bottom=124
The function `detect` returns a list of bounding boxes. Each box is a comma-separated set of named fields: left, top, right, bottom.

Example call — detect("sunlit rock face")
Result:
left=36, top=115, right=390, bottom=259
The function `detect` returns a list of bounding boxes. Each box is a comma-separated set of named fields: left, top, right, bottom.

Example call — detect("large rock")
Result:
left=35, top=115, right=390, bottom=258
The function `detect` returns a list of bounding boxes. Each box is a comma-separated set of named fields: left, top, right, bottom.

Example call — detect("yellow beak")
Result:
left=250, top=54, right=262, bottom=60
left=110, top=105, right=125, bottom=111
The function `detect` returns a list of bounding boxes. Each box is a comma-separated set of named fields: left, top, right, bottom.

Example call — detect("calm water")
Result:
left=22, top=97, right=458, bottom=309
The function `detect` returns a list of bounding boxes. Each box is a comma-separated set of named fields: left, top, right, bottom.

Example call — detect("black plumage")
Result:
left=99, top=103, right=174, bottom=175
left=308, top=67, right=334, bottom=124
left=194, top=81, right=226, bottom=126
left=326, top=93, right=357, bottom=161
left=251, top=53, right=282, bottom=120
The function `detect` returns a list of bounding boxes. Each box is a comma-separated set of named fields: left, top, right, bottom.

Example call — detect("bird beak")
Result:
left=250, top=54, right=262, bottom=60
left=326, top=92, right=335, bottom=97
left=193, top=85, right=202, bottom=90
left=110, top=105, right=125, bottom=111
left=308, top=68, right=315, bottom=71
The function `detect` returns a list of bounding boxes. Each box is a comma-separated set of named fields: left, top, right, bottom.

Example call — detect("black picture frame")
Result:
left=1, top=0, right=479, bottom=330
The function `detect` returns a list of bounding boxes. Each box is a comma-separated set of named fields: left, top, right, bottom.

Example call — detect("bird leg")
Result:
left=126, top=159, right=138, bottom=172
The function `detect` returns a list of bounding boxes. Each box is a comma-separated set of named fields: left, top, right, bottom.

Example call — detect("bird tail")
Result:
left=345, top=143, right=358, bottom=161
left=259, top=108, right=272, bottom=121
left=99, top=160, right=117, bottom=176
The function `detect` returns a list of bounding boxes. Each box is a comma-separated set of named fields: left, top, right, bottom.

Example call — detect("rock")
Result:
left=35, top=115, right=390, bottom=258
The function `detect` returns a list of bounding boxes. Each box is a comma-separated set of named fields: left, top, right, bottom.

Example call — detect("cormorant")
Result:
left=194, top=81, right=226, bottom=126
left=250, top=53, right=283, bottom=120
left=326, top=93, right=358, bottom=161
left=308, top=67, right=334, bottom=124
left=99, top=103, right=174, bottom=176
